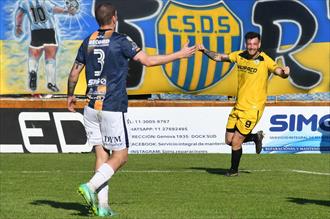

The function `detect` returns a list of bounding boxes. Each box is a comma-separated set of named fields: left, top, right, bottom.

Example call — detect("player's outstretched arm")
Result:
left=133, top=41, right=196, bottom=67
left=274, top=66, right=290, bottom=78
left=53, top=6, right=76, bottom=15
left=15, top=9, right=24, bottom=37
left=67, top=61, right=85, bottom=112
left=197, top=44, right=230, bottom=62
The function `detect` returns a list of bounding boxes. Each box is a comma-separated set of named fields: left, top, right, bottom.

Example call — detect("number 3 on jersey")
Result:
left=94, top=49, right=105, bottom=76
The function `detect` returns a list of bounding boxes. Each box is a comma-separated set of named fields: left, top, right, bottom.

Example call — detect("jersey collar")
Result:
left=240, top=50, right=264, bottom=61
left=98, top=28, right=113, bottom=31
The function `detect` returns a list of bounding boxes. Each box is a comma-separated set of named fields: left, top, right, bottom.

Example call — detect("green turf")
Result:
left=0, top=154, right=329, bottom=219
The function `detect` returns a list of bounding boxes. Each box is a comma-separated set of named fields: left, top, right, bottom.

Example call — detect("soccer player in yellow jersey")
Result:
left=197, top=32, right=290, bottom=176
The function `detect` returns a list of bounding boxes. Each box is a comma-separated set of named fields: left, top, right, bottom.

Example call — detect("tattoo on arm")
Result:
left=74, top=61, right=83, bottom=69
left=67, top=80, right=77, bottom=96
left=203, top=50, right=225, bottom=61
left=67, top=62, right=84, bottom=96
left=203, top=50, right=230, bottom=62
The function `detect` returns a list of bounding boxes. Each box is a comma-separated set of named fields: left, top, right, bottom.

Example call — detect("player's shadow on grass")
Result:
left=189, top=167, right=251, bottom=175
left=287, top=197, right=330, bottom=207
left=31, top=200, right=90, bottom=217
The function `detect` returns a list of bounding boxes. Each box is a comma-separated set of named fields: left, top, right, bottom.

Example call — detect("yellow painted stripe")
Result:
left=164, top=34, right=174, bottom=77
left=205, top=37, right=217, bottom=86
left=177, top=35, right=188, bottom=87
left=189, top=49, right=203, bottom=90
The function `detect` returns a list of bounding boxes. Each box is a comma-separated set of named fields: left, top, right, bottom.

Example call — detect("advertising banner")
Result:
left=256, top=106, right=330, bottom=154
left=127, top=107, right=232, bottom=154
left=1, top=106, right=329, bottom=153
left=0, top=0, right=329, bottom=95
left=0, top=109, right=90, bottom=153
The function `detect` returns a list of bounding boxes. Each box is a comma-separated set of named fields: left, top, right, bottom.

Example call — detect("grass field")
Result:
left=0, top=153, right=329, bottom=219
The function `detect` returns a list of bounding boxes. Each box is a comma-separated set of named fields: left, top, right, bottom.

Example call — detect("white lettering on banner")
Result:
left=0, top=144, right=24, bottom=153
left=53, top=112, right=90, bottom=153
left=19, top=112, right=58, bottom=153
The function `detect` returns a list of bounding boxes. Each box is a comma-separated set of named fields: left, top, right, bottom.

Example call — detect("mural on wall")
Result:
left=0, top=0, right=329, bottom=95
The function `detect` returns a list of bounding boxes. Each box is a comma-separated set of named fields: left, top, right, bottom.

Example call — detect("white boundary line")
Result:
left=290, top=169, right=330, bottom=176
left=1, top=169, right=329, bottom=176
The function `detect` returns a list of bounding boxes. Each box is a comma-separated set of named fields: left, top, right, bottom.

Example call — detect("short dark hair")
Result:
left=95, top=3, right=116, bottom=26
left=244, top=32, right=261, bottom=42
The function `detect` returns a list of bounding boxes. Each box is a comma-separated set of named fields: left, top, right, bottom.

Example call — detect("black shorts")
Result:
left=30, top=29, right=57, bottom=48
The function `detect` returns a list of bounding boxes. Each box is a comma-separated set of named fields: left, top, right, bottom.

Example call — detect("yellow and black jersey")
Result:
left=228, top=50, right=279, bottom=111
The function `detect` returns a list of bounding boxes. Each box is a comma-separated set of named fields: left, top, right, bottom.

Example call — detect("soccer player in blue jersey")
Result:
left=67, top=2, right=195, bottom=216
left=15, top=0, right=75, bottom=92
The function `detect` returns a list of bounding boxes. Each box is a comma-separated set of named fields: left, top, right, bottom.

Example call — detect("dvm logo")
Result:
left=156, top=1, right=242, bottom=92
left=104, top=136, right=122, bottom=144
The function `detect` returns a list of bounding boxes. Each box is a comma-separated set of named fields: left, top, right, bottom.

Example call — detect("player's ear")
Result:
left=112, top=15, right=117, bottom=26
left=113, top=11, right=118, bottom=24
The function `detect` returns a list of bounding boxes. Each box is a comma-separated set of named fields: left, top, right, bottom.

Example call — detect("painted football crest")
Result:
left=156, top=1, right=242, bottom=92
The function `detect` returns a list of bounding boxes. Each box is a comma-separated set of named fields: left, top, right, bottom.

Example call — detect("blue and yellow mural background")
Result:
left=0, top=0, right=329, bottom=95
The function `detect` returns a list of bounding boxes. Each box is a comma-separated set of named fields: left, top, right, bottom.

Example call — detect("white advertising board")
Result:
left=127, top=107, right=232, bottom=154
left=127, top=106, right=330, bottom=154
left=255, top=106, right=329, bottom=154
left=1, top=106, right=329, bottom=153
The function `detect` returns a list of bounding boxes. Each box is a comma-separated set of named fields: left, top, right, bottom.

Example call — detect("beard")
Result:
left=247, top=49, right=260, bottom=58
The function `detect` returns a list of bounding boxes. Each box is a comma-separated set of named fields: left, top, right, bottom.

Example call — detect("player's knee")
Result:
left=121, top=156, right=128, bottom=166
left=120, top=152, right=128, bottom=165
left=225, top=139, right=232, bottom=146
left=29, top=49, right=42, bottom=58
left=97, top=155, right=108, bottom=164
left=225, top=135, right=234, bottom=146
left=231, top=139, right=242, bottom=150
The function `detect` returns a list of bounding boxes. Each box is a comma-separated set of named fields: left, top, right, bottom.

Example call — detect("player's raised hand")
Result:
left=197, top=44, right=206, bottom=52
left=282, top=66, right=290, bottom=74
left=281, top=66, right=290, bottom=78
left=67, top=95, right=77, bottom=112
left=179, top=40, right=196, bottom=58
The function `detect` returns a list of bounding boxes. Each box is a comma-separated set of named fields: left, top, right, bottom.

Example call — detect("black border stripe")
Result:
left=122, top=113, right=129, bottom=148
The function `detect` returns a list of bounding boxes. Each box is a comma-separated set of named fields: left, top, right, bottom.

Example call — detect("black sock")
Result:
left=230, top=148, right=242, bottom=172
left=243, top=133, right=256, bottom=143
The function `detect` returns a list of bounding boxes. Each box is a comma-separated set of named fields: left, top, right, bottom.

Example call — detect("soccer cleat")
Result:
left=77, top=184, right=98, bottom=215
left=254, top=130, right=264, bottom=154
left=47, top=83, right=60, bottom=92
left=29, top=71, right=37, bottom=91
left=224, top=169, right=239, bottom=177
left=98, top=206, right=117, bottom=217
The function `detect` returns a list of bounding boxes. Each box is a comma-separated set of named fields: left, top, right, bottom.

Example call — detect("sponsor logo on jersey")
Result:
left=88, top=39, right=110, bottom=47
left=237, top=65, right=257, bottom=74
left=87, top=78, right=106, bottom=86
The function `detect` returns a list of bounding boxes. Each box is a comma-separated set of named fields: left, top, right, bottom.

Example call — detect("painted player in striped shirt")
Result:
left=67, top=2, right=195, bottom=216
left=198, top=32, right=290, bottom=176
left=15, top=0, right=75, bottom=92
